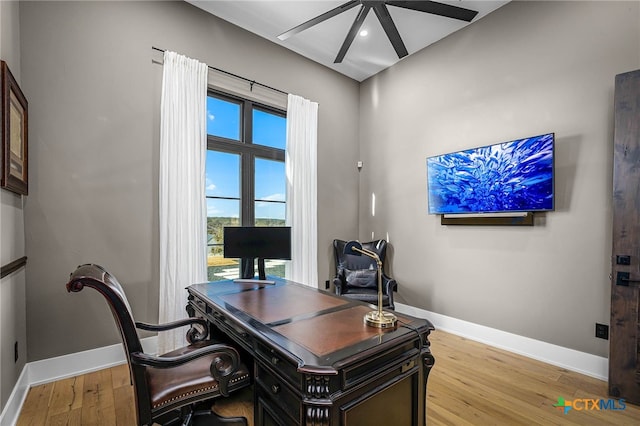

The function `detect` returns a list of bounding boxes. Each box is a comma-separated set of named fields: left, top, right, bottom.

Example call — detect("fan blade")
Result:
left=334, top=5, right=371, bottom=63
left=373, top=3, right=408, bottom=59
left=278, top=0, right=360, bottom=41
left=387, top=0, right=479, bottom=22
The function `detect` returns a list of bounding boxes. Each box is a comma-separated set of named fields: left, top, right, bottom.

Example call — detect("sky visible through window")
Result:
left=205, top=96, right=286, bottom=221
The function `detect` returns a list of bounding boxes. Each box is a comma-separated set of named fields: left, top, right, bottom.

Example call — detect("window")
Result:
left=205, top=92, right=287, bottom=281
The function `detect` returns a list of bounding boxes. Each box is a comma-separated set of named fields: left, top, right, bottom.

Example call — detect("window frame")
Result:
left=206, top=90, right=287, bottom=278
left=206, top=90, right=286, bottom=225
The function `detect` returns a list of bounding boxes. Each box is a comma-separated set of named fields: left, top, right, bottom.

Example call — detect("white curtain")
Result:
left=158, top=51, right=208, bottom=353
left=285, top=94, right=319, bottom=287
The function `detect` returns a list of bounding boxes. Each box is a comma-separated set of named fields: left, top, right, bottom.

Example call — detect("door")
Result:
left=610, top=69, right=640, bottom=403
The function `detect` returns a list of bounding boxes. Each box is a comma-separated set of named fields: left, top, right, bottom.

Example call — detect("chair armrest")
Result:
left=381, top=275, right=397, bottom=310
left=136, top=318, right=209, bottom=343
left=136, top=317, right=208, bottom=332
left=382, top=274, right=398, bottom=293
left=131, top=342, right=242, bottom=396
left=131, top=342, right=240, bottom=368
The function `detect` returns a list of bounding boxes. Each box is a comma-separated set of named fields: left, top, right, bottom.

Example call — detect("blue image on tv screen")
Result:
left=426, top=133, right=554, bottom=214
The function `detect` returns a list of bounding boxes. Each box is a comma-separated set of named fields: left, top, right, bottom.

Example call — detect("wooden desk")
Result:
left=187, top=278, right=435, bottom=426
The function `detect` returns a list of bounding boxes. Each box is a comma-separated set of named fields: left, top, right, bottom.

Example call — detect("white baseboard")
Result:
left=0, top=365, right=29, bottom=426
left=0, top=336, right=157, bottom=426
left=395, top=303, right=608, bottom=381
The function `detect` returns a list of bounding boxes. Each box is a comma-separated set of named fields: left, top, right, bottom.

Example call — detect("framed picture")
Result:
left=1, top=60, right=28, bottom=195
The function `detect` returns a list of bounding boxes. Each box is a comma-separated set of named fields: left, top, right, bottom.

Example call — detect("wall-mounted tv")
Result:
left=426, top=133, right=554, bottom=215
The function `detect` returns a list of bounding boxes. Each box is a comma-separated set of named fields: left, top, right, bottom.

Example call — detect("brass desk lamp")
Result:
left=343, top=240, right=397, bottom=329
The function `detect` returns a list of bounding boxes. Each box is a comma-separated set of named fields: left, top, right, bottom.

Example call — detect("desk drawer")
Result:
left=190, top=295, right=209, bottom=314
left=256, top=362, right=300, bottom=423
left=255, top=341, right=300, bottom=389
left=196, top=306, right=254, bottom=353
left=342, top=341, right=419, bottom=390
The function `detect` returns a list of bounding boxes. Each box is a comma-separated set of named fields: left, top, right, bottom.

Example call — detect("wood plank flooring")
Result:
left=17, top=330, right=640, bottom=425
left=427, top=331, right=640, bottom=425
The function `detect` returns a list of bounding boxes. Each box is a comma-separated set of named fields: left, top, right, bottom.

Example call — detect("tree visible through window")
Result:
left=205, top=92, right=286, bottom=281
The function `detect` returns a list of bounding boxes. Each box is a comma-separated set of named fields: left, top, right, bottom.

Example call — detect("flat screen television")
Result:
left=223, top=226, right=291, bottom=280
left=426, top=133, right=554, bottom=215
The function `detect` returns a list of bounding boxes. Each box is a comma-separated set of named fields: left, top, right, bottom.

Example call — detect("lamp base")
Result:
left=364, top=310, right=398, bottom=329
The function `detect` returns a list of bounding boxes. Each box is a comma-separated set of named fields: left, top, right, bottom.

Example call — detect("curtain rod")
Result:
left=152, top=46, right=288, bottom=96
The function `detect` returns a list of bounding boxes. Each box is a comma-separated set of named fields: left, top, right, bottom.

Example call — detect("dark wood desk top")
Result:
left=188, top=278, right=434, bottom=374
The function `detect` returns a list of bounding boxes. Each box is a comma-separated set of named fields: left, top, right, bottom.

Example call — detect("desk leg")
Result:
left=420, top=333, right=436, bottom=426
left=305, top=406, right=330, bottom=426
left=422, top=352, right=435, bottom=380
left=304, top=376, right=331, bottom=425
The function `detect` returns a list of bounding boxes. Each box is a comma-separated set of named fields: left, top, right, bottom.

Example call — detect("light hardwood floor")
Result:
left=17, top=330, right=640, bottom=425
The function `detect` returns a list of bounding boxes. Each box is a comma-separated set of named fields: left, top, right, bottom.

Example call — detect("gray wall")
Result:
left=19, top=0, right=360, bottom=362
left=17, top=0, right=638, bottom=367
left=359, top=1, right=640, bottom=357
left=0, top=0, right=27, bottom=411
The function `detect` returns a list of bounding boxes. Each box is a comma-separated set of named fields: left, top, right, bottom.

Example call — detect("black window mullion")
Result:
left=242, top=153, right=254, bottom=226
left=254, top=147, right=285, bottom=162
left=244, top=100, right=254, bottom=144
left=206, top=136, right=242, bottom=153
left=242, top=100, right=254, bottom=226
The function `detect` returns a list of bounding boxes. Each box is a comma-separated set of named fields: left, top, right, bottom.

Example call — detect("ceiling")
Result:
left=187, top=1, right=510, bottom=82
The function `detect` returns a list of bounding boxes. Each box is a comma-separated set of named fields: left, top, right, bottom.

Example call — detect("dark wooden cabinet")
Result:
left=187, top=279, right=435, bottom=426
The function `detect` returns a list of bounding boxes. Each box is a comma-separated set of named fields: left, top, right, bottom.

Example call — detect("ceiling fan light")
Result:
left=283, top=0, right=480, bottom=64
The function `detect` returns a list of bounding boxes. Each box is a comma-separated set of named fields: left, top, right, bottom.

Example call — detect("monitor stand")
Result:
left=257, top=257, right=267, bottom=281
left=236, top=257, right=274, bottom=284
left=240, top=258, right=255, bottom=279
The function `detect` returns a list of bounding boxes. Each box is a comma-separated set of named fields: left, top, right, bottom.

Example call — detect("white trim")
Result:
left=0, top=336, right=157, bottom=426
left=395, top=303, right=608, bottom=381
left=0, top=365, right=29, bottom=426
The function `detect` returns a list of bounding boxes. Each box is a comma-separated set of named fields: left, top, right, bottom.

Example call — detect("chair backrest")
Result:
left=66, top=264, right=149, bottom=421
left=333, top=239, right=388, bottom=288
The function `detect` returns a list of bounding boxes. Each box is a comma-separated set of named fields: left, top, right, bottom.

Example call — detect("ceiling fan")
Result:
left=277, top=1, right=479, bottom=64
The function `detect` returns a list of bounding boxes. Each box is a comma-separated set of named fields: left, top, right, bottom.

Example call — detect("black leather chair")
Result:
left=66, top=264, right=251, bottom=426
left=332, top=239, right=397, bottom=310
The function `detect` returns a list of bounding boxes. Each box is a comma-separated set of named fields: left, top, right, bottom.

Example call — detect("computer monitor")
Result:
left=223, top=226, right=291, bottom=280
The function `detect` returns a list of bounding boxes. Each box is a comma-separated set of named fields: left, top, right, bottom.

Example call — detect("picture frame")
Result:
left=1, top=60, right=28, bottom=195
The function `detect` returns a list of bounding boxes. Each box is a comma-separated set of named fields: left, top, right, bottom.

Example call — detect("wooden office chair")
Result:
left=66, top=264, right=251, bottom=426
left=332, top=239, right=397, bottom=310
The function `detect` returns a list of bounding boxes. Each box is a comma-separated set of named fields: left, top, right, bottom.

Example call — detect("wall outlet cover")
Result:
left=595, top=323, right=609, bottom=340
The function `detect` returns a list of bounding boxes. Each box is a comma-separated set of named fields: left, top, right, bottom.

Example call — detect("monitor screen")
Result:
left=223, top=226, right=292, bottom=260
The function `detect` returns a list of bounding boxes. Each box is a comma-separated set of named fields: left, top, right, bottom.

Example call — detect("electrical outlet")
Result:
left=595, top=323, right=609, bottom=340
left=325, top=280, right=330, bottom=290
left=14, top=341, right=18, bottom=362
